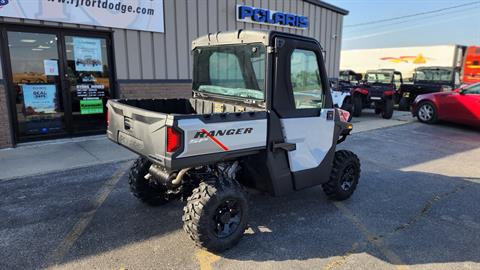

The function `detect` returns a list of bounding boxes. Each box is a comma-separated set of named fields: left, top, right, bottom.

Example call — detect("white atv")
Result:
left=330, top=78, right=353, bottom=121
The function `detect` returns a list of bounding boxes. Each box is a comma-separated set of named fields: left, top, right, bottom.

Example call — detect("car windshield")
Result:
left=415, top=68, right=452, bottom=82
left=366, top=72, right=392, bottom=84
left=192, top=43, right=265, bottom=100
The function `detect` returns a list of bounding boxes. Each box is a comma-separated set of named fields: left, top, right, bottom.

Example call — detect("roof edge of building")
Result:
left=304, top=0, right=349, bottom=15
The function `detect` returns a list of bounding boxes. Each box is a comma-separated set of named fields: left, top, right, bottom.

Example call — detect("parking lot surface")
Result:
left=1, top=122, right=479, bottom=270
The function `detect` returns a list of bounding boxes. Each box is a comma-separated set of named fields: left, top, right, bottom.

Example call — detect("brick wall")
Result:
left=118, top=81, right=192, bottom=99
left=0, top=83, right=13, bottom=148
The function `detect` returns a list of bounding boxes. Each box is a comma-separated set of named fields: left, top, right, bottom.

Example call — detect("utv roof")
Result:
left=415, top=66, right=454, bottom=71
left=191, top=30, right=318, bottom=49
left=340, top=70, right=359, bottom=75
left=366, top=69, right=397, bottom=73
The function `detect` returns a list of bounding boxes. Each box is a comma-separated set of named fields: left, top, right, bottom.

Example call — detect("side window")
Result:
left=209, top=52, right=245, bottom=88
left=394, top=73, right=402, bottom=90
left=290, top=49, right=323, bottom=109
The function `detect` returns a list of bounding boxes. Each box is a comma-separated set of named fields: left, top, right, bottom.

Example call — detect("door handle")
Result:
left=272, top=142, right=296, bottom=152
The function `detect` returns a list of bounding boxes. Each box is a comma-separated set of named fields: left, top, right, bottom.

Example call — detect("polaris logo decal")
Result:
left=237, top=5, right=309, bottom=29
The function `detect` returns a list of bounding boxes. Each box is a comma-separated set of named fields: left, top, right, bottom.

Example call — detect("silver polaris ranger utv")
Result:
left=107, top=30, right=360, bottom=252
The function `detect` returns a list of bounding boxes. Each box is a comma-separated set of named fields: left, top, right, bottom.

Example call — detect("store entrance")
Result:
left=4, top=27, right=114, bottom=143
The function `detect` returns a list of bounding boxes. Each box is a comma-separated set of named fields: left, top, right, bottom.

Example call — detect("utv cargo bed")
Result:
left=107, top=98, right=268, bottom=170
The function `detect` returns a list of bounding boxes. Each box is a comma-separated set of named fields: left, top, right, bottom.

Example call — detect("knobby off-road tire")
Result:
left=341, top=98, right=353, bottom=122
left=183, top=178, right=249, bottom=252
left=129, top=157, right=169, bottom=206
left=323, top=150, right=361, bottom=201
left=382, top=98, right=394, bottom=119
left=352, top=94, right=363, bottom=117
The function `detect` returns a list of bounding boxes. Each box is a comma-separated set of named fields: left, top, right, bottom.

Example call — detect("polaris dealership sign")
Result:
left=237, top=5, right=309, bottom=29
left=0, top=0, right=164, bottom=33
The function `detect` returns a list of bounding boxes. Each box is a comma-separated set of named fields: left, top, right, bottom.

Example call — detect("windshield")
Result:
left=366, top=72, right=392, bottom=84
left=339, top=73, right=351, bottom=82
left=192, top=43, right=265, bottom=100
left=415, top=68, right=452, bottom=82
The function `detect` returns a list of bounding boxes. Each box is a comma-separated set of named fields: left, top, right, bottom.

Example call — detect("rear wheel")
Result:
left=323, top=150, right=361, bottom=201
left=382, top=99, right=394, bottom=119
left=416, top=101, right=437, bottom=124
left=352, top=94, right=363, bottom=117
left=183, top=178, right=249, bottom=252
left=129, top=157, right=169, bottom=206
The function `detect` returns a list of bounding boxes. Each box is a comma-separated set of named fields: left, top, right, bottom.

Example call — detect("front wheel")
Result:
left=416, top=101, right=437, bottom=124
left=183, top=178, right=249, bottom=252
left=341, top=98, right=353, bottom=122
left=323, top=150, right=361, bottom=201
left=381, top=99, right=394, bottom=119
left=352, top=94, right=363, bottom=117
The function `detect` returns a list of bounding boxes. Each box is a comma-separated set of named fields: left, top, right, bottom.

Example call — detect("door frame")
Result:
left=0, top=22, right=117, bottom=144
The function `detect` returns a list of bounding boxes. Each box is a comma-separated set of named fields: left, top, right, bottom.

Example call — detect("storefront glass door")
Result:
left=5, top=28, right=114, bottom=142
left=7, top=31, right=66, bottom=138
left=64, top=36, right=111, bottom=133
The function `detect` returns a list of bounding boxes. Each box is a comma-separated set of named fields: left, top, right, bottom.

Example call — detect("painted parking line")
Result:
left=48, top=161, right=131, bottom=265
left=334, top=201, right=409, bottom=270
left=195, top=249, right=220, bottom=270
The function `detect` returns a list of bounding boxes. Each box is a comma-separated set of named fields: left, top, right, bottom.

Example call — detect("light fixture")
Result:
left=32, top=48, right=43, bottom=51
left=21, top=39, right=36, bottom=43
left=38, top=45, right=50, bottom=49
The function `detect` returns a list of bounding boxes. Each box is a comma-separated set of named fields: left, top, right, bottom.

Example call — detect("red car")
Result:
left=412, top=82, right=480, bottom=127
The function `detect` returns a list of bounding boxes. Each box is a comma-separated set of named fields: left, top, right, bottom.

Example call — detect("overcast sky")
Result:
left=328, top=0, right=480, bottom=50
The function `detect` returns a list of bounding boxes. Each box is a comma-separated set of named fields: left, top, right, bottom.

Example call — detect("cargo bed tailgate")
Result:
left=107, top=100, right=170, bottom=161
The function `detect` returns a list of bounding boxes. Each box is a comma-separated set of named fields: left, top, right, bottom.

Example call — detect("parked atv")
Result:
left=107, top=30, right=361, bottom=252
left=330, top=70, right=362, bottom=121
left=352, top=69, right=403, bottom=119
left=398, top=66, right=460, bottom=111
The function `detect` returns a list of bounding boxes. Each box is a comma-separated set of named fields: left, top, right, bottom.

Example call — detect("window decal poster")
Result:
left=43, top=59, right=59, bottom=76
left=22, top=84, right=57, bottom=115
left=73, top=37, right=103, bottom=72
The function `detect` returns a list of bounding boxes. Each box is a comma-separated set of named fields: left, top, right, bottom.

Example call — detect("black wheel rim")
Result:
left=340, top=164, right=356, bottom=191
left=212, top=199, right=242, bottom=238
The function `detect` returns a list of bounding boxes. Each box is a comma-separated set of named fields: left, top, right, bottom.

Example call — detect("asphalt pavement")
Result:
left=1, top=121, right=479, bottom=270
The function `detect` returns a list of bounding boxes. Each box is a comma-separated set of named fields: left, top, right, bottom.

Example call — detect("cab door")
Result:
left=272, top=35, right=337, bottom=190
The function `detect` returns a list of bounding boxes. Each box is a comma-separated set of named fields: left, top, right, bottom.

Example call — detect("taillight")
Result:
left=167, top=127, right=181, bottom=153
left=338, top=108, right=350, bottom=122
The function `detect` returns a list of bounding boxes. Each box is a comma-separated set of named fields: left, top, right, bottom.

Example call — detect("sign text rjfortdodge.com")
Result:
left=0, top=0, right=164, bottom=33
left=237, top=5, right=309, bottom=29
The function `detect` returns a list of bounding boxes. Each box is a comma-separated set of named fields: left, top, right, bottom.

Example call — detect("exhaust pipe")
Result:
left=148, top=164, right=190, bottom=187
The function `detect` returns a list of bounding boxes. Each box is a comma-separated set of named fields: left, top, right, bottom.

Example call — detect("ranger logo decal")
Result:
left=193, top=128, right=253, bottom=139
